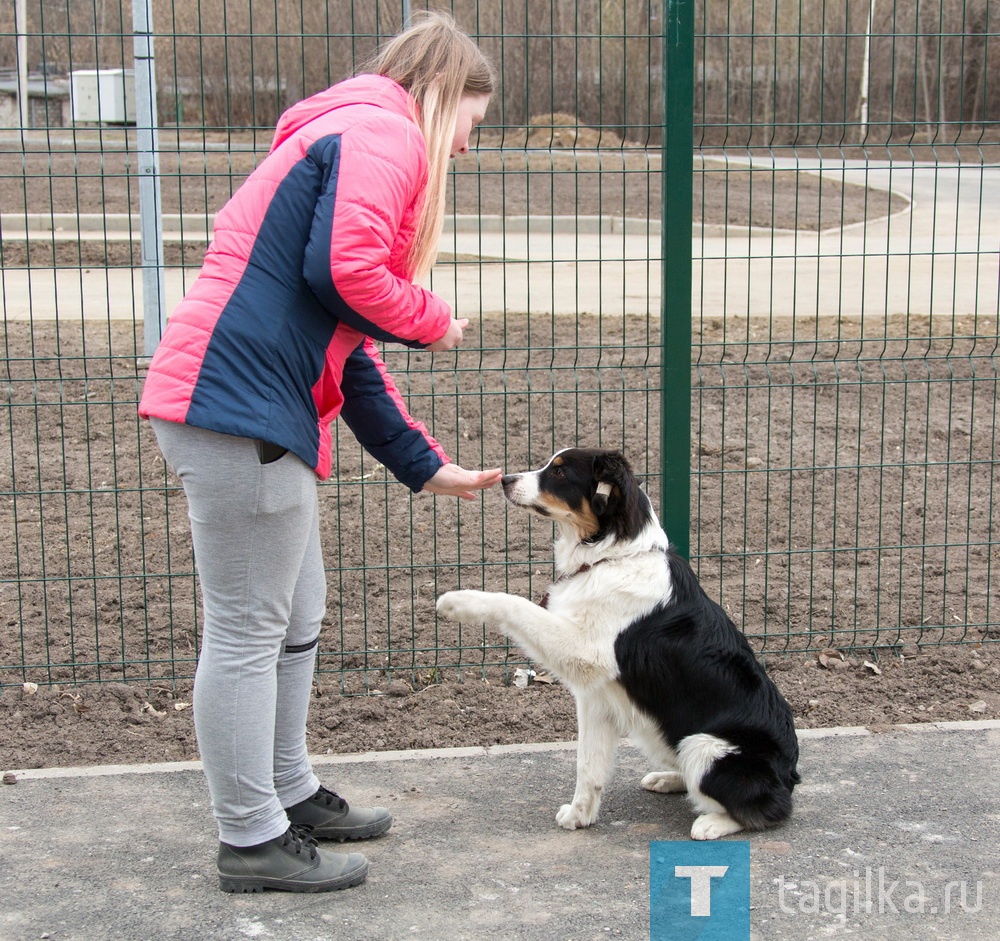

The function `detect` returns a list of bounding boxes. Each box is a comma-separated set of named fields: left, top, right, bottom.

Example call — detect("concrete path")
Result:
left=2, top=722, right=998, bottom=941
left=2, top=160, right=997, bottom=323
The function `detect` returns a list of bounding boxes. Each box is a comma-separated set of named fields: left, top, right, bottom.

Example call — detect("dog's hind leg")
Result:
left=696, top=745, right=795, bottom=836
left=555, top=697, right=619, bottom=830
left=690, top=811, right=744, bottom=840
left=641, top=771, right=687, bottom=793
left=627, top=722, right=685, bottom=794
left=677, top=733, right=745, bottom=840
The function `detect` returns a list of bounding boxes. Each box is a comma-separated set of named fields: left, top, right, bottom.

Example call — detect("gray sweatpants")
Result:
left=151, top=419, right=323, bottom=846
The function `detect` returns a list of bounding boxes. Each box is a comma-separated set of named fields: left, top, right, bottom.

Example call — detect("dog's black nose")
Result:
left=501, top=474, right=518, bottom=489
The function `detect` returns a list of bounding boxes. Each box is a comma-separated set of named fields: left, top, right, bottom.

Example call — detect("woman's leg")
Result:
left=271, top=489, right=394, bottom=841
left=151, top=419, right=318, bottom=847
left=272, top=502, right=324, bottom=809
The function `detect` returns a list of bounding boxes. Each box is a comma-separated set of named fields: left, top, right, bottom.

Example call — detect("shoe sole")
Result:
left=218, top=860, right=369, bottom=894
left=310, top=815, right=394, bottom=842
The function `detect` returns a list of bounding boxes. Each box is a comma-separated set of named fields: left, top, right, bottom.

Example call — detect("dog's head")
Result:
left=501, top=448, right=650, bottom=543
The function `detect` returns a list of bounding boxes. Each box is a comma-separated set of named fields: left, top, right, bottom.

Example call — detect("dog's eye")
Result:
left=550, top=466, right=565, bottom=478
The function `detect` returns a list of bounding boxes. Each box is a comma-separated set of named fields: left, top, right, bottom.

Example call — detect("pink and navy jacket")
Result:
left=138, top=75, right=451, bottom=490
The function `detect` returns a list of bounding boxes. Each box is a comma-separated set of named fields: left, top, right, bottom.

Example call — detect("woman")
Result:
left=139, top=13, right=499, bottom=893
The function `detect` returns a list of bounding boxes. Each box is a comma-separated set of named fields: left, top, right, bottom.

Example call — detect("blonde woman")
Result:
left=139, top=13, right=498, bottom=893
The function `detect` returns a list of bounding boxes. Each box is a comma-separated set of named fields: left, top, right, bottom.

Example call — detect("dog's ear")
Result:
left=592, top=480, right=613, bottom=516
left=591, top=450, right=648, bottom=540
left=591, top=450, right=630, bottom=515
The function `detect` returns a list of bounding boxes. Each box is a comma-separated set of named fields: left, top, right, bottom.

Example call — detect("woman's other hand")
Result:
left=425, top=318, right=469, bottom=352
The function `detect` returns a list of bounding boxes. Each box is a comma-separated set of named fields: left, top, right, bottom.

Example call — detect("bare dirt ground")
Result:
left=2, top=134, right=998, bottom=773
left=3, top=641, right=998, bottom=773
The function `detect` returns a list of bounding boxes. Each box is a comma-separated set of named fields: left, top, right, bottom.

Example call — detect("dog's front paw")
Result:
left=436, top=590, right=492, bottom=625
left=556, top=802, right=596, bottom=830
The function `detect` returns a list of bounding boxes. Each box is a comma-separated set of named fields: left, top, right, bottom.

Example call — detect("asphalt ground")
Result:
left=2, top=721, right=998, bottom=941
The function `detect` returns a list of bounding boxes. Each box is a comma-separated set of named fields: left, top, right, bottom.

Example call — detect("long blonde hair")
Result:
left=369, top=12, right=495, bottom=280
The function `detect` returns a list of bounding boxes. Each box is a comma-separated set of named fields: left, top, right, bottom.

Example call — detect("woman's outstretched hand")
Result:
left=422, top=463, right=503, bottom=500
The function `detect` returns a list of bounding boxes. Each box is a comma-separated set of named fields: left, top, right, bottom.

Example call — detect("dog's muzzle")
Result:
left=501, top=472, right=534, bottom=507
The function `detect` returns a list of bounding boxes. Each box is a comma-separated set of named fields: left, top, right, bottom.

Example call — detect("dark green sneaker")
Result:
left=217, top=825, right=368, bottom=893
left=285, top=785, right=393, bottom=841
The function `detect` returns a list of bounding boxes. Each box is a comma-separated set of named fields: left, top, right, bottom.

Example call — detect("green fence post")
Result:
left=660, top=0, right=694, bottom=558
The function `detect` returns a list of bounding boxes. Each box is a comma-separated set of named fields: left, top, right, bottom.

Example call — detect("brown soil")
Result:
left=2, top=133, right=997, bottom=773
left=3, top=644, right=999, bottom=774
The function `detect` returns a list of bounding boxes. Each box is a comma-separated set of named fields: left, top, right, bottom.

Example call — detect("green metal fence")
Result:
left=690, top=0, right=1000, bottom=658
left=1, top=0, right=997, bottom=693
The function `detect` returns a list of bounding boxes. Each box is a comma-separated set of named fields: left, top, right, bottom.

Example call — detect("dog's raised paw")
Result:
left=436, top=590, right=488, bottom=624
left=435, top=591, right=467, bottom=622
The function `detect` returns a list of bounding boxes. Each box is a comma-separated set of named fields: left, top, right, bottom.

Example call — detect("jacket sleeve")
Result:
left=338, top=338, right=449, bottom=492
left=302, top=117, right=452, bottom=349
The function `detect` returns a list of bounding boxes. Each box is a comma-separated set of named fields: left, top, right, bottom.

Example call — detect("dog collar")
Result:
left=538, top=546, right=669, bottom=609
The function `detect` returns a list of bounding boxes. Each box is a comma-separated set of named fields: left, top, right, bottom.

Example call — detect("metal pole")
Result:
left=133, top=0, right=167, bottom=357
left=660, top=0, right=694, bottom=559
left=859, top=0, right=876, bottom=138
left=15, top=0, right=29, bottom=131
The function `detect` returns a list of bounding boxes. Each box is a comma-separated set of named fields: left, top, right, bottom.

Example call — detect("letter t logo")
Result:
left=650, top=841, right=750, bottom=940
left=674, top=865, right=730, bottom=916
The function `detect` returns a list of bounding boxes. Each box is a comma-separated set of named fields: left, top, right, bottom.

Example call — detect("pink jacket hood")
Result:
left=271, top=74, right=419, bottom=151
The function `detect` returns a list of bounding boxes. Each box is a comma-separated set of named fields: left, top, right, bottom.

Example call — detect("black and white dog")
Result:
left=436, top=448, right=800, bottom=840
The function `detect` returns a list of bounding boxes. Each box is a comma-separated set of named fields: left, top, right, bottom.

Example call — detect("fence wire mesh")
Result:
left=690, top=1, right=1000, bottom=657
left=0, top=0, right=997, bottom=692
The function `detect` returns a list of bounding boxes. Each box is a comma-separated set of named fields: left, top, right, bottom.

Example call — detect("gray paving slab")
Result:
left=1, top=724, right=998, bottom=941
